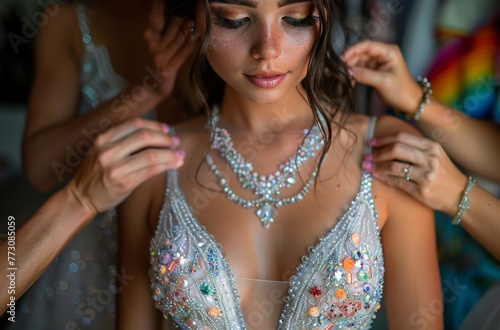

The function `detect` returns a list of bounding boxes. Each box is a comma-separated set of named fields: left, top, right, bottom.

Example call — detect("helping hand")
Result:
left=65, top=119, right=185, bottom=215
left=343, top=40, right=424, bottom=115
left=362, top=131, right=468, bottom=215
left=144, top=3, right=199, bottom=98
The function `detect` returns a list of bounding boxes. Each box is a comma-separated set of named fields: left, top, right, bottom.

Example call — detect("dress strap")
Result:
left=363, top=116, right=377, bottom=155
left=75, top=2, right=94, bottom=49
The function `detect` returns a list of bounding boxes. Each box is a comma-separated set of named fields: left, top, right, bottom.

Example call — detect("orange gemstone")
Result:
left=335, top=288, right=346, bottom=299
left=159, top=265, right=167, bottom=275
left=346, top=272, right=352, bottom=284
left=351, top=233, right=361, bottom=244
left=207, top=307, right=220, bottom=318
left=309, top=307, right=321, bottom=318
left=343, top=257, right=355, bottom=271
left=167, top=261, right=177, bottom=272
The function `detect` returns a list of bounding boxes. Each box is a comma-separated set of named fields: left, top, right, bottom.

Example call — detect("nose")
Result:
left=250, top=22, right=282, bottom=60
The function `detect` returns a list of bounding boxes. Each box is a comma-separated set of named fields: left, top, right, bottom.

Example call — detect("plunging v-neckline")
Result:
left=168, top=169, right=370, bottom=328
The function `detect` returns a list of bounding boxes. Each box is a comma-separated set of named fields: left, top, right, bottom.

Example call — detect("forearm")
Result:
left=449, top=185, right=500, bottom=260
left=415, top=99, right=500, bottom=182
left=24, top=87, right=164, bottom=191
left=0, top=187, right=95, bottom=313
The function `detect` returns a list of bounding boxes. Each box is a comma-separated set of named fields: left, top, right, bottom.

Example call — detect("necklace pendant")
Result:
left=256, top=205, right=277, bottom=229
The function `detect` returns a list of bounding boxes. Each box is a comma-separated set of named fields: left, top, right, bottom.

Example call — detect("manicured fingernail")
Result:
left=171, top=136, right=180, bottom=146
left=364, top=153, right=373, bottom=161
left=362, top=161, right=372, bottom=170
left=175, top=150, right=185, bottom=158
left=161, top=123, right=169, bottom=133
left=372, top=172, right=381, bottom=178
left=367, top=138, right=377, bottom=146
left=348, top=68, right=354, bottom=77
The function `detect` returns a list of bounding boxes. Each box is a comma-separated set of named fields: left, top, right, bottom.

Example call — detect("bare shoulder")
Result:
left=369, top=115, right=430, bottom=229
left=143, top=115, right=208, bottom=230
left=373, top=114, right=422, bottom=137
left=35, top=3, right=83, bottom=61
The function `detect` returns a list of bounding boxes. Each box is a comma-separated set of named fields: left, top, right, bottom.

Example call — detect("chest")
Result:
left=149, top=170, right=385, bottom=329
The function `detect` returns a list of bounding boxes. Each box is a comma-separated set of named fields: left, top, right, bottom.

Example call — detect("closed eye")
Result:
left=283, top=15, right=319, bottom=27
left=213, top=10, right=250, bottom=29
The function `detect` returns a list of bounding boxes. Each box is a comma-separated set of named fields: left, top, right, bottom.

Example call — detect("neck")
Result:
left=217, top=86, right=315, bottom=137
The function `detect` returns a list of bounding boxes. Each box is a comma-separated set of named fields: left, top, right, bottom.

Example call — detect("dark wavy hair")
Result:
left=162, top=0, right=358, bottom=176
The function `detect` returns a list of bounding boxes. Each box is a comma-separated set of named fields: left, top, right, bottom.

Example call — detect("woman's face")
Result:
left=196, top=0, right=320, bottom=106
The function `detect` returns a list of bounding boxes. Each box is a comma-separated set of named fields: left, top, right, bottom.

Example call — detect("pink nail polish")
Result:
left=161, top=123, right=169, bottom=133
left=171, top=136, right=180, bottom=146
left=175, top=150, right=185, bottom=158
left=373, top=172, right=381, bottom=178
left=362, top=161, right=372, bottom=170
left=364, top=153, right=373, bottom=161
left=367, top=138, right=377, bottom=146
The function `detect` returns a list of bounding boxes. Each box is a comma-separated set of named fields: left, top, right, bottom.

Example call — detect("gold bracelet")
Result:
left=406, top=76, right=432, bottom=121
left=451, top=176, right=476, bottom=225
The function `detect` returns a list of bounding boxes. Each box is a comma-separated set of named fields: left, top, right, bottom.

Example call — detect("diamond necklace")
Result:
left=205, top=105, right=324, bottom=228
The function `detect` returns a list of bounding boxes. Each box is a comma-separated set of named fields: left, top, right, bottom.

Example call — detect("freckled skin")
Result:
left=196, top=1, right=319, bottom=106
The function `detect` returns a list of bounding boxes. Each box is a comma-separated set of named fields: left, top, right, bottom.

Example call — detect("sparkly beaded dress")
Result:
left=10, top=3, right=127, bottom=329
left=149, top=118, right=385, bottom=329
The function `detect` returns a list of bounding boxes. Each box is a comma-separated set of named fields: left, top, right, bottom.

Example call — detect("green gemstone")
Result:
left=200, top=283, right=214, bottom=295
left=357, top=271, right=369, bottom=282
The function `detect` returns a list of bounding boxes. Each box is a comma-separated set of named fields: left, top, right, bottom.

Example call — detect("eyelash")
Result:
left=213, top=11, right=319, bottom=30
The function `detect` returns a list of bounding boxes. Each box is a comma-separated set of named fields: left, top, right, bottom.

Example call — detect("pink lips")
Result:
left=245, top=73, right=287, bottom=89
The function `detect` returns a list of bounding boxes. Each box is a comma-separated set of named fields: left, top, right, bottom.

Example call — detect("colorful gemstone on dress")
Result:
left=309, top=306, right=321, bottom=318
left=200, top=283, right=214, bottom=295
left=343, top=257, right=355, bottom=271
left=334, top=270, right=343, bottom=281
left=161, top=255, right=171, bottom=264
left=159, top=265, right=167, bottom=275
left=363, top=283, right=371, bottom=293
left=357, top=270, right=369, bottom=282
left=309, top=285, right=322, bottom=299
left=186, top=317, right=199, bottom=328
left=325, top=324, right=333, bottom=330
left=335, top=288, right=346, bottom=299
left=176, top=276, right=190, bottom=290
left=160, top=276, right=169, bottom=285
left=351, top=233, right=360, bottom=244
left=207, top=307, right=220, bottom=318
left=167, top=260, right=177, bottom=272
left=346, top=272, right=352, bottom=284
left=352, top=250, right=362, bottom=260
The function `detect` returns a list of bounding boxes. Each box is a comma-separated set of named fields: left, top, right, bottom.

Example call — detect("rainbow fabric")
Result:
left=427, top=18, right=500, bottom=121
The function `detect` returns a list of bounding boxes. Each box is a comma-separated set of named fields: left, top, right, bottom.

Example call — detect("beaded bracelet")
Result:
left=451, top=176, right=476, bottom=225
left=406, top=76, right=433, bottom=121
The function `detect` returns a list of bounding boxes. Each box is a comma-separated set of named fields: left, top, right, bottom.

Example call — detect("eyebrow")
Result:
left=277, top=0, right=311, bottom=8
left=209, top=0, right=258, bottom=8
left=209, top=0, right=311, bottom=8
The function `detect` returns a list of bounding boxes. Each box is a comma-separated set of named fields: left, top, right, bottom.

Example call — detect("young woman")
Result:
left=117, top=0, right=443, bottom=329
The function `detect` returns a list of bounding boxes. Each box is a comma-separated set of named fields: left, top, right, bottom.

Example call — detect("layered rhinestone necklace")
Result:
left=205, top=106, right=325, bottom=228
